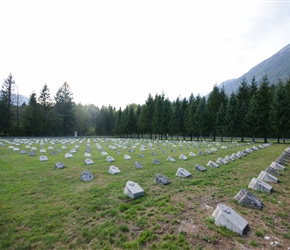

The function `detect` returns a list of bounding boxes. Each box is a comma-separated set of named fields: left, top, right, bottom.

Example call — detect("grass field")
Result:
left=0, top=138, right=289, bottom=250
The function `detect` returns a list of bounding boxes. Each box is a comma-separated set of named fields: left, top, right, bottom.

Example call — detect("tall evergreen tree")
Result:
left=225, top=92, right=238, bottom=142
left=215, top=102, right=226, bottom=141
left=245, top=95, right=260, bottom=142
left=249, top=76, right=258, bottom=97
left=38, top=84, right=52, bottom=135
left=193, top=97, right=208, bottom=140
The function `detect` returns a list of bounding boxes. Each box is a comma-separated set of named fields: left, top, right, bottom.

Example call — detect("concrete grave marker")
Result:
left=154, top=173, right=171, bottom=185
left=234, top=189, right=263, bottom=210
left=106, top=156, right=115, bottom=162
left=269, top=161, right=285, bottom=171
left=195, top=164, right=206, bottom=172
left=134, top=161, right=143, bottom=169
left=248, top=178, right=273, bottom=193
left=198, top=151, right=205, bottom=156
left=207, top=160, right=219, bottom=168
left=101, top=151, right=108, bottom=155
left=265, top=166, right=281, bottom=176
left=13, top=147, right=19, bottom=151
left=205, top=149, right=212, bottom=154
left=212, top=203, right=249, bottom=236
left=20, top=150, right=27, bottom=154
left=258, top=171, right=279, bottom=183
left=189, top=152, right=196, bottom=157
left=216, top=157, right=228, bottom=165
left=39, top=155, right=48, bottom=162
left=108, top=165, right=121, bottom=175
left=231, top=153, right=240, bottom=159
left=124, top=181, right=144, bottom=199
left=176, top=167, right=191, bottom=177
left=225, top=155, right=235, bottom=162
left=80, top=170, right=93, bottom=182
left=29, top=151, right=36, bottom=156
left=152, top=159, right=161, bottom=165
left=84, top=152, right=91, bottom=157
left=40, top=149, right=46, bottom=153
left=124, top=154, right=132, bottom=160
left=138, top=154, right=144, bottom=158
left=167, top=156, right=176, bottom=162
left=179, top=154, right=188, bottom=160
left=55, top=162, right=66, bottom=169
left=50, top=151, right=57, bottom=155
left=85, top=158, right=94, bottom=165
left=65, top=153, right=73, bottom=158
left=116, top=150, right=121, bottom=154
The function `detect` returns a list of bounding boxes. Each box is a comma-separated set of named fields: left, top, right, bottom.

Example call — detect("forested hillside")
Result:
left=1, top=73, right=290, bottom=142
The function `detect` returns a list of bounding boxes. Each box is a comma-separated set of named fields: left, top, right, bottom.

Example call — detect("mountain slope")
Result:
left=217, top=43, right=290, bottom=95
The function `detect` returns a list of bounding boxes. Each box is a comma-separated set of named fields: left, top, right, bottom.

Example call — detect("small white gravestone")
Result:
left=207, top=160, right=219, bottom=168
left=13, top=147, right=19, bottom=151
left=154, top=173, right=171, bottom=185
left=248, top=178, right=273, bottom=193
left=195, top=164, right=206, bottom=172
left=234, top=189, right=263, bottom=210
left=205, top=149, right=212, bottom=154
left=198, top=151, right=205, bottom=156
left=258, top=171, right=279, bottom=183
left=55, top=162, right=66, bottom=169
left=29, top=151, right=36, bottom=156
left=179, top=154, right=188, bottom=160
left=252, top=146, right=259, bottom=151
left=101, top=151, right=108, bottom=155
left=189, top=152, right=196, bottom=157
left=134, top=161, right=143, bottom=168
left=70, top=149, right=77, bottom=154
left=65, top=153, right=73, bottom=158
left=152, top=159, right=161, bottom=165
left=269, top=161, right=285, bottom=171
left=123, top=154, right=131, bottom=160
left=225, top=155, right=235, bottom=162
left=246, top=148, right=253, bottom=153
left=20, top=150, right=27, bottom=154
left=31, top=147, right=37, bottom=151
left=74, top=131, right=77, bottom=138
left=106, top=156, right=115, bottom=162
left=62, top=145, right=67, bottom=149
left=25, top=145, right=31, bottom=148
left=48, top=146, right=54, bottom=150
left=167, top=156, right=176, bottom=162
left=231, top=153, right=240, bottom=159
left=212, top=203, right=249, bottom=236
left=39, top=155, right=48, bottom=162
left=265, top=166, right=281, bottom=176
left=216, top=157, right=228, bottom=165
left=176, top=167, right=191, bottom=177
left=80, top=170, right=93, bottom=181
left=138, top=153, right=144, bottom=158
left=9, top=145, right=14, bottom=149
left=85, top=158, right=94, bottom=165
left=40, top=149, right=46, bottom=153
left=237, top=151, right=246, bottom=157
left=84, top=152, right=91, bottom=157
left=211, top=147, right=218, bottom=152
left=108, top=165, right=121, bottom=175
left=124, top=181, right=144, bottom=199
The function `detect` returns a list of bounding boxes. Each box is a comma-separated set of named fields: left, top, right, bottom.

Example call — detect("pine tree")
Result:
left=215, top=102, right=226, bottom=141
left=245, top=95, right=260, bottom=142
left=225, top=93, right=238, bottom=142
left=38, top=84, right=52, bottom=135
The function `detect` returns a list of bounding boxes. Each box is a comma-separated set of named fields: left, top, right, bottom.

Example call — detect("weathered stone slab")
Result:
left=265, top=166, right=281, bottom=176
left=80, top=170, right=93, bottom=181
left=84, top=152, right=91, bottom=157
left=55, top=162, right=66, bottom=169
left=106, top=156, right=115, bottom=162
left=152, top=159, right=161, bottom=165
left=167, top=156, right=176, bottom=162
left=258, top=171, right=279, bottom=183
left=65, top=153, right=73, bottom=158
left=28, top=151, right=36, bottom=156
left=101, top=151, right=108, bottom=155
left=205, top=149, right=212, bottom=154
left=231, top=153, right=240, bottom=159
left=134, top=161, right=143, bottom=168
left=189, top=152, right=196, bottom=157
left=212, top=203, right=249, bottom=236
left=216, top=157, right=228, bottom=165
left=237, top=151, right=246, bottom=157
left=211, top=147, right=218, bottom=152
left=207, top=160, right=219, bottom=168
left=179, top=154, right=188, bottom=160
left=234, top=189, right=263, bottom=210
left=269, top=161, right=285, bottom=170
left=151, top=152, right=157, bottom=156
left=40, top=149, right=46, bottom=153
left=246, top=148, right=253, bottom=153
left=198, top=151, right=205, bottom=156
left=124, top=181, right=144, bottom=199
left=70, top=149, right=77, bottom=154
left=13, top=147, right=19, bottom=151
left=138, top=154, right=144, bottom=158
left=20, top=150, right=27, bottom=154
left=39, top=155, right=48, bottom=162
left=195, top=164, right=206, bottom=172
left=124, top=154, right=132, bottom=160
left=108, top=165, right=121, bottom=174
left=154, top=173, right=171, bottom=185
left=248, top=178, right=273, bottom=193
left=85, top=158, right=94, bottom=165
left=225, top=155, right=235, bottom=162
left=176, top=167, right=191, bottom=177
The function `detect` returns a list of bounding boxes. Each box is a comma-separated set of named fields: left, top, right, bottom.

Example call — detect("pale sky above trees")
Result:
left=1, top=0, right=290, bottom=109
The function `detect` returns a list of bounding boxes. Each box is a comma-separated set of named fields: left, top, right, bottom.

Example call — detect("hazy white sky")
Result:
left=1, top=0, right=290, bottom=109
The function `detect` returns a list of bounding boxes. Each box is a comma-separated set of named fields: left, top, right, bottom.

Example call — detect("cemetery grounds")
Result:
left=0, top=137, right=290, bottom=250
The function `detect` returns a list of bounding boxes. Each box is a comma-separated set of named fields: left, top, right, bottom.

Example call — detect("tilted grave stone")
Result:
left=151, top=152, right=157, bottom=156
left=124, top=181, right=144, bottom=199
left=176, top=167, right=191, bottom=177
left=248, top=178, right=273, bottom=193
left=237, top=151, right=246, bottom=157
left=231, top=153, right=240, bottom=159
left=225, top=155, right=235, bottom=162
left=116, top=150, right=121, bottom=154
left=50, top=150, right=57, bottom=155
left=198, top=151, right=205, bottom=156
left=179, top=154, right=188, bottom=160
left=205, top=149, right=212, bottom=154
left=216, top=158, right=228, bottom=165
left=40, top=149, right=46, bottom=153
left=55, top=162, right=66, bottom=169
left=162, top=150, right=167, bottom=154
left=106, top=156, right=115, bottom=162
left=265, top=166, right=281, bottom=176
left=101, top=151, right=108, bottom=155
left=124, top=154, right=132, bottom=160
left=258, top=171, right=279, bottom=183
left=189, top=152, right=196, bottom=157
left=108, top=165, right=121, bottom=175
left=65, top=153, right=73, bottom=158
left=84, top=152, right=91, bottom=157
left=31, top=147, right=37, bottom=151
left=154, top=173, right=171, bottom=185
left=246, top=148, right=253, bottom=153
left=211, top=147, right=218, bottom=152
left=20, top=150, right=27, bottom=154
left=13, top=147, right=19, bottom=151
left=269, top=161, right=285, bottom=170
left=39, top=155, right=48, bottom=162
left=28, top=151, right=36, bottom=156
left=212, top=203, right=249, bottom=236
left=234, top=189, right=263, bottom=210
left=252, top=146, right=259, bottom=151
left=80, top=170, right=93, bottom=182
left=165, top=155, right=176, bottom=162
left=195, top=164, right=206, bottom=172
left=152, top=158, right=161, bottom=165
left=134, top=161, right=143, bottom=168
left=85, top=158, right=94, bottom=165
left=138, top=154, right=144, bottom=158
left=207, top=160, right=219, bottom=168
left=48, top=146, right=54, bottom=150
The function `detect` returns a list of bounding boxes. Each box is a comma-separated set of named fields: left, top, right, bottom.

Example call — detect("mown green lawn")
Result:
left=0, top=138, right=289, bottom=250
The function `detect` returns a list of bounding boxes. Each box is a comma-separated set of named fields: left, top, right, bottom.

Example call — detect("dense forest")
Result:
left=1, top=74, right=290, bottom=143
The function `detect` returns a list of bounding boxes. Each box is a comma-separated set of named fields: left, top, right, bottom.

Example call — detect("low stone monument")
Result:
left=154, top=173, right=171, bottom=185
left=265, top=166, right=281, bottom=176
left=39, top=155, right=48, bottom=162
left=20, top=150, right=27, bottom=154
left=124, top=154, right=132, bottom=160
left=176, top=167, right=191, bottom=177
left=179, top=154, right=188, bottom=160
left=108, top=165, right=121, bottom=175
left=198, top=151, right=205, bottom=156
left=101, top=151, right=108, bottom=155
left=269, top=161, right=285, bottom=171
left=248, top=178, right=273, bottom=193
left=138, top=154, right=144, bottom=158
left=234, top=189, right=263, bottom=209
left=65, top=153, right=73, bottom=158
left=124, top=181, right=144, bottom=199
left=231, top=153, right=240, bottom=159
left=28, top=151, right=36, bottom=156
left=84, top=152, right=91, bottom=157
left=216, top=157, right=228, bottom=165
left=207, top=160, right=219, bottom=168
left=152, top=159, right=161, bottom=165
left=55, top=162, right=66, bottom=169
left=258, top=171, right=279, bottom=183
left=225, top=155, right=235, bottom=162
left=189, top=152, right=196, bottom=157
left=134, top=161, right=143, bottom=168
left=212, top=203, right=249, bottom=236
left=167, top=156, right=176, bottom=162
left=205, top=149, right=212, bottom=154
left=85, top=158, right=94, bottom=165
left=106, top=156, right=115, bottom=162
left=40, top=149, right=46, bottom=153
left=195, top=164, right=206, bottom=172
left=80, top=170, right=93, bottom=181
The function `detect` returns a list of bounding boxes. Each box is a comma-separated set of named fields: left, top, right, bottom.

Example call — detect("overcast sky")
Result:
left=1, top=0, right=290, bottom=109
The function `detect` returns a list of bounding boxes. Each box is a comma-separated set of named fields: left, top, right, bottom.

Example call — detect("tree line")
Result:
left=1, top=74, right=290, bottom=143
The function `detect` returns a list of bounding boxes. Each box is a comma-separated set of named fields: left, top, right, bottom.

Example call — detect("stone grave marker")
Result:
left=195, top=164, right=206, bottom=172
left=29, top=151, right=36, bottom=156
left=248, top=178, right=273, bottom=193
left=179, top=154, right=188, bottom=160
left=234, top=189, right=263, bottom=210
left=55, top=162, right=66, bottom=169
left=48, top=146, right=54, bottom=150
left=198, top=151, right=205, bottom=156
left=231, top=153, right=240, bottom=159
left=207, top=160, right=219, bottom=168
left=154, top=173, right=171, bottom=185
left=205, top=149, right=212, bottom=154
left=50, top=151, right=57, bottom=155
left=116, top=150, right=121, bottom=154
left=101, top=151, right=108, bottom=155
left=151, top=152, right=157, bottom=156
left=85, top=158, right=94, bottom=165
left=124, top=181, right=144, bottom=199
left=80, top=170, right=93, bottom=182
left=106, top=156, right=115, bottom=162
left=134, top=161, right=143, bottom=168
left=265, top=166, right=281, bottom=176
left=269, top=161, right=285, bottom=171
left=84, top=152, right=91, bottom=157
left=246, top=148, right=253, bottom=153
left=258, top=171, right=279, bottom=183
left=176, top=167, right=191, bottom=177
left=189, top=152, right=196, bottom=157
left=138, top=154, right=144, bottom=158
left=13, top=147, right=19, bottom=151
left=124, top=154, right=132, bottom=160
left=225, top=155, right=235, bottom=162
left=216, top=157, right=228, bottom=165
left=20, top=150, right=27, bottom=154
left=40, top=149, right=46, bottom=153
left=152, top=159, right=161, bottom=165
left=237, top=151, right=246, bottom=157
left=211, top=147, right=218, bottom=152
left=212, top=203, right=249, bottom=236
left=65, top=153, right=73, bottom=158
left=39, top=155, right=48, bottom=162
left=108, top=165, right=121, bottom=174
left=167, top=156, right=176, bottom=162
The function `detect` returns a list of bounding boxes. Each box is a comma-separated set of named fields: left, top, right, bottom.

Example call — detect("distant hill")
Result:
left=216, top=43, right=290, bottom=95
